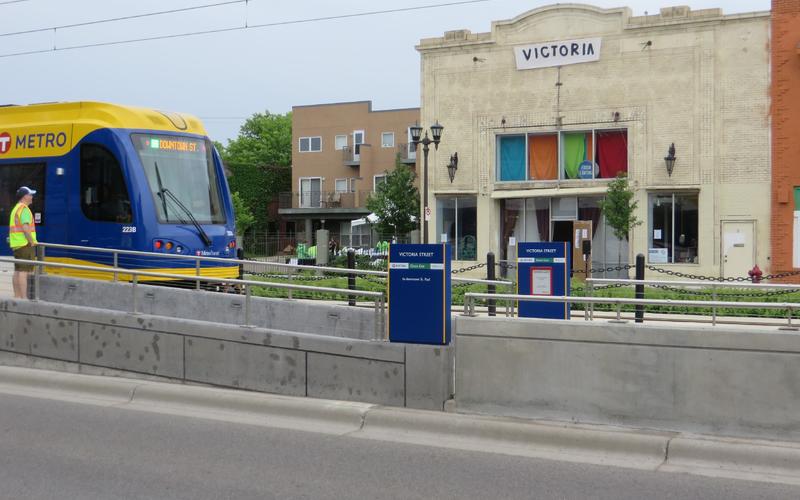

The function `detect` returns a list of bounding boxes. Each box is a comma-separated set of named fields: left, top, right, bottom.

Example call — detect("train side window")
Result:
left=0, top=162, right=46, bottom=226
left=80, top=144, right=132, bottom=223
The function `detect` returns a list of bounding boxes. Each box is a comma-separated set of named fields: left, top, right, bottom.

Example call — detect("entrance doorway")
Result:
left=551, top=220, right=593, bottom=276
left=721, top=221, right=755, bottom=278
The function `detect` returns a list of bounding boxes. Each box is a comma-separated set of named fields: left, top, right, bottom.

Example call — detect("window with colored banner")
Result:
left=497, top=129, right=628, bottom=182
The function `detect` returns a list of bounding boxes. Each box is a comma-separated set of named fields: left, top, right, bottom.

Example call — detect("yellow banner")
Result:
left=0, top=124, right=73, bottom=159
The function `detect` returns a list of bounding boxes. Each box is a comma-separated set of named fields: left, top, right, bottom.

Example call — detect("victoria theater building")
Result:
left=417, top=4, right=770, bottom=277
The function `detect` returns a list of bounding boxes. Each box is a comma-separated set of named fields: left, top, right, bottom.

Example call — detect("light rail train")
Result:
left=0, top=101, right=238, bottom=279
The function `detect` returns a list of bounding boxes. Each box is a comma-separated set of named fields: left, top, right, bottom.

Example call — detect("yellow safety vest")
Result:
left=8, top=202, right=37, bottom=249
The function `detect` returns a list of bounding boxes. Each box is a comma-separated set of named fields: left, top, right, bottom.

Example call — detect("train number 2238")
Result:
left=122, top=226, right=137, bottom=233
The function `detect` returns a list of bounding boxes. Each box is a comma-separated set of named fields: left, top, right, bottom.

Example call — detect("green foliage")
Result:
left=219, top=111, right=293, bottom=229
left=366, top=156, right=420, bottom=239
left=231, top=192, right=255, bottom=234
left=220, top=111, right=292, bottom=167
left=598, top=173, right=641, bottom=241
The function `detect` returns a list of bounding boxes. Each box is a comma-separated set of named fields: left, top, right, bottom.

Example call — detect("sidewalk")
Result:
left=1, top=365, right=799, bottom=486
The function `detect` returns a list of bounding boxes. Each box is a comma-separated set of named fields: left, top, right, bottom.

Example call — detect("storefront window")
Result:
left=497, top=129, right=628, bottom=182
left=649, top=193, right=699, bottom=264
left=437, top=197, right=477, bottom=260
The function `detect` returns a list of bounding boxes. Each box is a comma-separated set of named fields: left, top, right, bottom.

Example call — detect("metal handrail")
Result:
left=462, top=292, right=800, bottom=329
left=586, top=278, right=800, bottom=290
left=38, top=242, right=387, bottom=276
left=1, top=256, right=387, bottom=339
left=452, top=277, right=513, bottom=286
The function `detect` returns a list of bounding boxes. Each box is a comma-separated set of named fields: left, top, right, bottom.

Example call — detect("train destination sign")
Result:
left=142, top=136, right=205, bottom=154
left=514, top=37, right=601, bottom=70
left=388, top=243, right=451, bottom=345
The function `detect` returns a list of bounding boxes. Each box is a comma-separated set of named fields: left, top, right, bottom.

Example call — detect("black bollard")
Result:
left=635, top=253, right=645, bottom=323
left=487, top=252, right=496, bottom=317
left=347, top=250, right=356, bottom=306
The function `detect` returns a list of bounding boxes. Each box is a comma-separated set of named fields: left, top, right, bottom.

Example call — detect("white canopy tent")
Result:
left=350, top=213, right=380, bottom=227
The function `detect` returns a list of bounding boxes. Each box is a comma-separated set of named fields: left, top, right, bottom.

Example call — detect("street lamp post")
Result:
left=410, top=122, right=443, bottom=244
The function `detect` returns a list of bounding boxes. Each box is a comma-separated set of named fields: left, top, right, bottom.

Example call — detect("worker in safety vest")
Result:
left=8, top=186, right=38, bottom=299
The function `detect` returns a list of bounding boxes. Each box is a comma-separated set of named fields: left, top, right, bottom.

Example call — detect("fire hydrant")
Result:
left=748, top=265, right=763, bottom=284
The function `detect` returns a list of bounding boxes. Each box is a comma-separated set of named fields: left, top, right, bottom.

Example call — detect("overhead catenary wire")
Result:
left=0, top=0, right=30, bottom=6
left=0, top=0, right=491, bottom=59
left=0, top=0, right=248, bottom=38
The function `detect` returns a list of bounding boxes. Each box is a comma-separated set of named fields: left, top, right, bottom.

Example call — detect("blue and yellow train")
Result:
left=0, top=101, right=238, bottom=279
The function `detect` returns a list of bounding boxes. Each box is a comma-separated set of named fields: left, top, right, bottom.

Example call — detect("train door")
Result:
left=0, top=161, right=47, bottom=256
left=70, top=143, right=134, bottom=253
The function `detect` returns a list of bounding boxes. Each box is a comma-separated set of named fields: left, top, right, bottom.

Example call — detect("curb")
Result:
left=661, top=436, right=800, bottom=485
left=3, top=365, right=800, bottom=485
left=356, top=407, right=671, bottom=470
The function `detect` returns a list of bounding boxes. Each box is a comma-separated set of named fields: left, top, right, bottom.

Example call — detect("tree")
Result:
left=598, top=173, right=641, bottom=241
left=218, top=111, right=292, bottom=230
left=366, top=156, right=420, bottom=240
left=598, top=173, right=641, bottom=266
left=231, top=191, right=255, bottom=235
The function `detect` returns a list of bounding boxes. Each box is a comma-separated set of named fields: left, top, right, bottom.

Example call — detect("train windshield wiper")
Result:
left=154, top=161, right=170, bottom=220
left=159, top=187, right=213, bottom=247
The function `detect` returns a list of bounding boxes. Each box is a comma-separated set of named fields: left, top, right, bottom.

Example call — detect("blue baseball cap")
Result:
left=16, top=186, right=36, bottom=198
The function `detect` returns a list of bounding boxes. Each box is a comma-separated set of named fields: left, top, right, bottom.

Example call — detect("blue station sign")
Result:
left=388, top=244, right=451, bottom=345
left=517, top=242, right=571, bottom=320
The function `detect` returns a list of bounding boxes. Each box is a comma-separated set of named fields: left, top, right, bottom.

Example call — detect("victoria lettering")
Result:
left=514, top=37, right=602, bottom=70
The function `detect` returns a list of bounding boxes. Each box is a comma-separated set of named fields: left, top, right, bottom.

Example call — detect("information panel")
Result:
left=517, top=242, right=571, bottom=320
left=388, top=244, right=451, bottom=345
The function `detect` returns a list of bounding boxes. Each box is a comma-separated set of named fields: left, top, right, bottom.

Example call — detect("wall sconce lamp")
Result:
left=664, top=143, right=677, bottom=176
left=447, top=153, right=458, bottom=183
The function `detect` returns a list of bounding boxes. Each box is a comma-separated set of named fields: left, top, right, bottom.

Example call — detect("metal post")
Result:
left=587, top=279, right=594, bottom=321
left=712, top=286, right=717, bottom=326
left=635, top=253, right=645, bottom=323
left=132, top=274, right=139, bottom=314
left=39, top=245, right=46, bottom=275
left=244, top=284, right=252, bottom=327
left=195, top=258, right=201, bottom=290
left=422, top=140, right=430, bottom=244
left=487, top=252, right=496, bottom=317
left=288, top=269, right=294, bottom=300
left=113, top=252, right=119, bottom=282
left=33, top=258, right=40, bottom=301
left=347, top=250, right=356, bottom=306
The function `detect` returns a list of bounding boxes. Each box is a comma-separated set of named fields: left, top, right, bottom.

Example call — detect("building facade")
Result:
left=417, top=4, right=770, bottom=277
left=281, top=101, right=419, bottom=247
left=771, top=0, right=800, bottom=278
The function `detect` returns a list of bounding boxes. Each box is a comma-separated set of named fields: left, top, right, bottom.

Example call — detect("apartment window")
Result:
left=348, top=178, right=357, bottom=192
left=335, top=135, right=347, bottom=150
left=381, top=132, right=395, bottom=148
left=437, top=197, right=478, bottom=261
left=373, top=174, right=387, bottom=191
left=497, top=129, right=628, bottom=182
left=299, top=177, right=322, bottom=208
left=335, top=178, right=348, bottom=193
left=299, top=136, right=322, bottom=153
left=406, top=128, right=417, bottom=160
left=649, top=192, right=699, bottom=264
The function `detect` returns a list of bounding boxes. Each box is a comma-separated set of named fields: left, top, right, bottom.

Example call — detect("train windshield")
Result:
left=132, top=134, right=225, bottom=224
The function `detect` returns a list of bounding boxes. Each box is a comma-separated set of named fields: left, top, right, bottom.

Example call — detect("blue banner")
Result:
left=388, top=244, right=451, bottom=344
left=517, top=242, right=571, bottom=320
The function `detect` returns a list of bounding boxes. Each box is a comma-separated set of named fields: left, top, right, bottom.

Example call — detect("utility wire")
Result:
left=0, top=0, right=490, bottom=59
left=0, top=0, right=247, bottom=37
left=0, top=0, right=30, bottom=5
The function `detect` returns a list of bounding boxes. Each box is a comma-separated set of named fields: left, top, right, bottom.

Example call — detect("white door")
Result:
left=722, top=221, right=755, bottom=278
left=299, top=178, right=321, bottom=208
left=353, top=130, right=364, bottom=161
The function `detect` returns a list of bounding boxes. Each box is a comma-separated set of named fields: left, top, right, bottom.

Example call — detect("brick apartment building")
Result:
left=771, top=0, right=800, bottom=279
left=280, top=101, right=419, bottom=247
left=417, top=4, right=770, bottom=277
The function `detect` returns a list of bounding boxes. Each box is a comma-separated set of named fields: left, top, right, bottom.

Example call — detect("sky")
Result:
left=1, top=0, right=770, bottom=143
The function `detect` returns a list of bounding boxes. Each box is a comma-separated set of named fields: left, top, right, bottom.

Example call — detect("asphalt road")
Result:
left=1, top=393, right=798, bottom=500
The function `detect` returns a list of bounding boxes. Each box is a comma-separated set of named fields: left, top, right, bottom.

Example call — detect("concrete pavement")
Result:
left=2, top=365, right=800, bottom=488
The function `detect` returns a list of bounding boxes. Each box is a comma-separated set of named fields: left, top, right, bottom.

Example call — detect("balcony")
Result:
left=342, top=145, right=360, bottom=166
left=278, top=190, right=374, bottom=210
left=397, top=143, right=417, bottom=165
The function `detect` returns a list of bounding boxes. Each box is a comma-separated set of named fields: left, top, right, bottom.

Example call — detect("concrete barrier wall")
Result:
left=0, top=298, right=452, bottom=410
left=37, top=276, right=379, bottom=340
left=455, top=316, right=800, bottom=441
